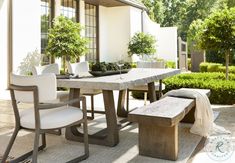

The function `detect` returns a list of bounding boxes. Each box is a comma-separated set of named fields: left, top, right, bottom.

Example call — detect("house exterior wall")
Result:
left=0, top=0, right=178, bottom=99
left=142, top=11, right=178, bottom=67
left=158, top=27, right=178, bottom=67
left=142, top=10, right=160, bottom=57
left=102, top=8, right=177, bottom=65
left=129, top=6, right=142, bottom=36
left=99, top=6, right=131, bottom=62
left=0, top=0, right=8, bottom=93
left=12, top=0, right=41, bottom=74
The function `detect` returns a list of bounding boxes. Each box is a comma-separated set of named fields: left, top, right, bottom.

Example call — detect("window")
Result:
left=41, top=0, right=51, bottom=64
left=41, top=0, right=51, bottom=54
left=85, top=3, right=98, bottom=62
left=60, top=0, right=78, bottom=22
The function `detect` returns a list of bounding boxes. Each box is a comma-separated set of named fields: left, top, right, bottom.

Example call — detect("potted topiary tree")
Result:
left=128, top=32, right=157, bottom=60
left=46, top=16, right=88, bottom=72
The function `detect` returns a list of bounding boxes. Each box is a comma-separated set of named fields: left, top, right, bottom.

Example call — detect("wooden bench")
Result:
left=128, top=89, right=210, bottom=161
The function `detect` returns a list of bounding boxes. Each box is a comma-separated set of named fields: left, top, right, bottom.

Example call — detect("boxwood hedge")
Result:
left=199, top=62, right=235, bottom=74
left=163, top=72, right=235, bottom=104
left=131, top=72, right=235, bottom=104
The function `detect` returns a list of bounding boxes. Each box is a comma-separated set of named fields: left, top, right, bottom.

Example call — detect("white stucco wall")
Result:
left=0, top=0, right=8, bottom=92
left=13, top=0, right=41, bottom=74
left=129, top=7, right=142, bottom=36
left=99, top=6, right=131, bottom=62
left=158, top=27, right=178, bottom=67
left=142, top=11, right=160, bottom=58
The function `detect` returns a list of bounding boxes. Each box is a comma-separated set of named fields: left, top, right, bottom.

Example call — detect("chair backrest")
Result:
left=10, top=73, right=57, bottom=103
left=32, top=63, right=60, bottom=75
left=68, top=61, right=89, bottom=76
left=137, top=61, right=165, bottom=69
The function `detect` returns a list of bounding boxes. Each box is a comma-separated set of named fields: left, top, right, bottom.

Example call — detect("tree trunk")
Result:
left=63, top=56, right=66, bottom=73
left=225, top=51, right=230, bottom=80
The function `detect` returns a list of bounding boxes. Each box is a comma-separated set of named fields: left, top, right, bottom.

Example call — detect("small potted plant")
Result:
left=128, top=32, right=156, bottom=60
left=46, top=16, right=88, bottom=72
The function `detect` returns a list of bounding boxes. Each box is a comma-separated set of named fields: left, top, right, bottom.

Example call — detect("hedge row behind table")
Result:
left=57, top=68, right=181, bottom=147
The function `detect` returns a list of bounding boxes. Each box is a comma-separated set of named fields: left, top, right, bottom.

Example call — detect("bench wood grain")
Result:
left=128, top=89, right=210, bottom=161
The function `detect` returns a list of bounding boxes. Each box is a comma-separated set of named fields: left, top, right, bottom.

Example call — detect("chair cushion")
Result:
left=129, top=82, right=165, bottom=91
left=20, top=106, right=83, bottom=129
left=32, top=63, right=60, bottom=75
left=11, top=73, right=57, bottom=103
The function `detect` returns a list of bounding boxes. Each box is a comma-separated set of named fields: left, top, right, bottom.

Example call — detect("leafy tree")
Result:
left=198, top=7, right=235, bottom=80
left=46, top=16, right=88, bottom=65
left=213, top=0, right=235, bottom=10
left=141, top=0, right=217, bottom=40
left=141, top=0, right=186, bottom=27
left=180, top=0, right=217, bottom=40
left=128, top=32, right=156, bottom=58
left=187, top=19, right=204, bottom=50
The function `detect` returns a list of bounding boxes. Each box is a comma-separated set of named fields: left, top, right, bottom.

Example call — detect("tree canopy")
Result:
left=128, top=32, right=156, bottom=57
left=198, top=8, right=235, bottom=51
left=46, top=16, right=88, bottom=60
left=140, top=0, right=235, bottom=40
left=197, top=7, right=235, bottom=79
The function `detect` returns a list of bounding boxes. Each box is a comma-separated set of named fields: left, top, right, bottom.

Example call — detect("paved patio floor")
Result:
left=0, top=91, right=235, bottom=163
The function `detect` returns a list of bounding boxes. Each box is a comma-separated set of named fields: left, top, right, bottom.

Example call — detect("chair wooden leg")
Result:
left=66, top=121, right=89, bottom=163
left=126, top=89, right=129, bottom=112
left=1, top=128, right=19, bottom=163
left=83, top=121, right=89, bottom=157
left=32, top=130, right=40, bottom=163
left=41, top=133, right=46, bottom=149
left=90, top=95, right=94, bottom=119
left=87, top=94, right=95, bottom=120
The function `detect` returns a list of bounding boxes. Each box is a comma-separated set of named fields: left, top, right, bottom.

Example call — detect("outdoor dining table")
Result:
left=57, top=68, right=181, bottom=147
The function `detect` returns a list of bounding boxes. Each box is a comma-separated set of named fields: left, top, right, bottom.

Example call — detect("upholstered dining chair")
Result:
left=68, top=61, right=102, bottom=120
left=32, top=63, right=60, bottom=75
left=1, top=73, right=89, bottom=163
left=32, top=63, right=69, bottom=135
left=32, top=63, right=69, bottom=102
left=126, top=61, right=166, bottom=111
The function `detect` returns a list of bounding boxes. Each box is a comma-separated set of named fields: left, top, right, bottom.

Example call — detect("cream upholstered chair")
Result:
left=32, top=63, right=69, bottom=135
left=68, top=61, right=102, bottom=119
left=1, top=73, right=89, bottom=163
left=32, top=63, right=68, bottom=102
left=126, top=61, right=166, bottom=111
left=32, top=63, right=60, bottom=75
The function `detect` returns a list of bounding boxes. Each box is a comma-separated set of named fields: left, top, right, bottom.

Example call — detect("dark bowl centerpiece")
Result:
left=90, top=62, right=132, bottom=77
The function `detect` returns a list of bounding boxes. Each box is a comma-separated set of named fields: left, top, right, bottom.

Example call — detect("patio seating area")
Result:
left=1, top=93, right=235, bottom=163
left=0, top=0, right=234, bottom=162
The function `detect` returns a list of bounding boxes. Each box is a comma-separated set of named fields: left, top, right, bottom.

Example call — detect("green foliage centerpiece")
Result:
left=128, top=32, right=156, bottom=60
left=46, top=16, right=88, bottom=72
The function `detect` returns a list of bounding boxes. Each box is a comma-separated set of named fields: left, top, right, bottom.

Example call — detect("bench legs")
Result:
left=138, top=123, right=178, bottom=161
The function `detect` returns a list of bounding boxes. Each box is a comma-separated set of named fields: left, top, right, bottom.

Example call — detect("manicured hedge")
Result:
left=132, top=72, right=235, bottom=104
left=199, top=62, right=223, bottom=72
left=163, top=72, right=235, bottom=104
left=199, top=62, right=235, bottom=73
left=218, top=66, right=235, bottom=74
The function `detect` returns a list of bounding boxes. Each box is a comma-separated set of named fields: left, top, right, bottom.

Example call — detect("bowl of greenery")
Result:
left=90, top=62, right=132, bottom=77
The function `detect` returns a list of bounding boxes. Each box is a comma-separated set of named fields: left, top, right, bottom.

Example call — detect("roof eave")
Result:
left=116, top=0, right=147, bottom=11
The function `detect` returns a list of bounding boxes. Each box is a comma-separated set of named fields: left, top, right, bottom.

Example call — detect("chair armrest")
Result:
left=38, top=97, right=85, bottom=109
